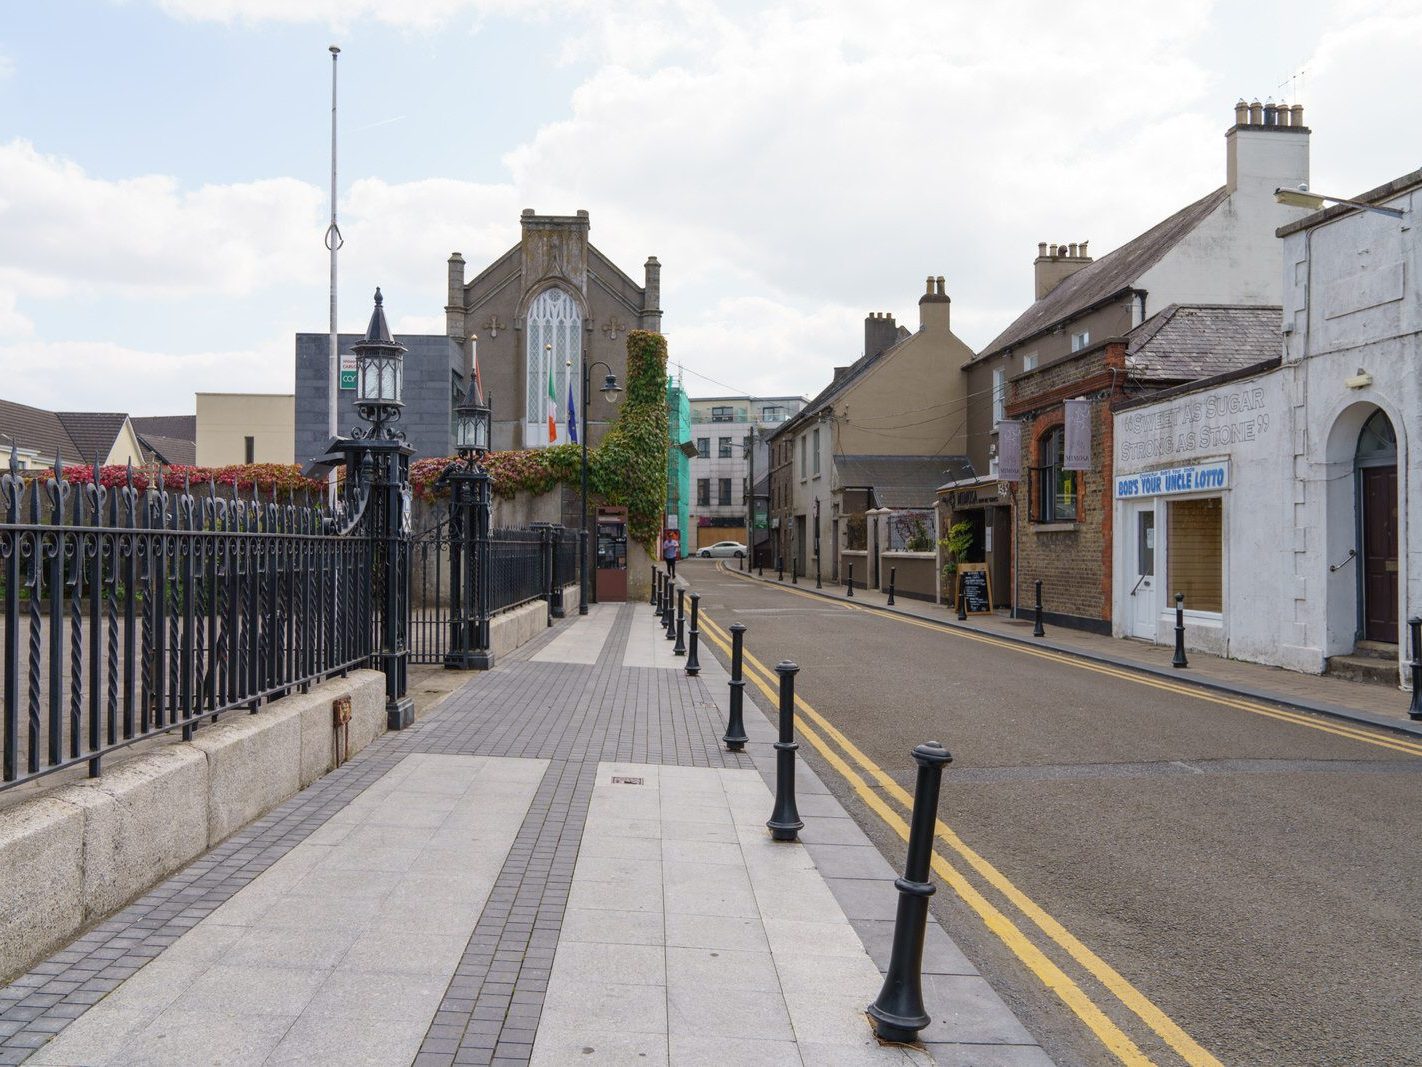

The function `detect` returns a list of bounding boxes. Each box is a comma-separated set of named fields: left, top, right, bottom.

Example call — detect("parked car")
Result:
left=698, top=540, right=747, bottom=558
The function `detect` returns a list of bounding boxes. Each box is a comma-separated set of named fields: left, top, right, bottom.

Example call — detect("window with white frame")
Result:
left=1070, top=330, right=1090, bottom=352
left=1023, top=352, right=1038, bottom=372
left=524, top=288, right=580, bottom=447
left=992, top=367, right=1005, bottom=425
left=799, top=436, right=807, bottom=478
left=812, top=427, right=821, bottom=476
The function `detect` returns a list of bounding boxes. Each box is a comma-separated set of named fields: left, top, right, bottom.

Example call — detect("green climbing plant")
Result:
left=939, top=520, right=974, bottom=585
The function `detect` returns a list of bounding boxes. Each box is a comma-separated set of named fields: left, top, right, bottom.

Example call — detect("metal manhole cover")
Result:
left=611, top=776, right=645, bottom=785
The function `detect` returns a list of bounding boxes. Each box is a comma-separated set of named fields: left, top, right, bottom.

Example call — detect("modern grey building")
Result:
left=295, top=330, right=461, bottom=465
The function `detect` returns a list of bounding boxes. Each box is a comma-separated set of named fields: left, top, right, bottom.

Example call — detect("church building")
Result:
left=294, top=209, right=661, bottom=462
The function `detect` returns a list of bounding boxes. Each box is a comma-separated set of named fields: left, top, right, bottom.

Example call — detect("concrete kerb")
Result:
left=0, top=668, right=386, bottom=982
left=723, top=563, right=1422, bottom=741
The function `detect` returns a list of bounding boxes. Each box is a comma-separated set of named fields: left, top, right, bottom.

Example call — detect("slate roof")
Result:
left=132, top=415, right=196, bottom=442
left=56, top=413, right=130, bottom=464
left=0, top=399, right=80, bottom=464
left=835, top=454, right=976, bottom=509
left=1125, top=304, right=1282, bottom=382
left=137, top=433, right=196, bottom=466
left=976, top=185, right=1231, bottom=362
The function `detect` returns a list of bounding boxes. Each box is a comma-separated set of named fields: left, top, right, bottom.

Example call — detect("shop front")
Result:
left=937, top=477, right=1012, bottom=613
left=1112, top=365, right=1300, bottom=667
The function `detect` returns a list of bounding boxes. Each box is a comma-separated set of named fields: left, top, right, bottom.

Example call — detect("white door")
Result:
left=1126, top=504, right=1158, bottom=639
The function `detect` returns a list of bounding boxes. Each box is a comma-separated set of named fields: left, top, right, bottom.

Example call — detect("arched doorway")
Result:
left=1355, top=410, right=1398, bottom=644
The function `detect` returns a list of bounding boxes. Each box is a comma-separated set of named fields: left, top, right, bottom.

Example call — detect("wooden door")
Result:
left=1361, top=466, right=1398, bottom=643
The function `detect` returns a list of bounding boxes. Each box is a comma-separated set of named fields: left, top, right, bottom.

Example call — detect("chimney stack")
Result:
left=1033, top=241, right=1093, bottom=300
left=919, top=274, right=951, bottom=333
left=1226, top=94, right=1310, bottom=194
left=865, top=312, right=898, bottom=358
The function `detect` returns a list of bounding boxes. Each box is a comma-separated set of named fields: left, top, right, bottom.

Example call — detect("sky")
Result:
left=0, top=0, right=1418, bottom=416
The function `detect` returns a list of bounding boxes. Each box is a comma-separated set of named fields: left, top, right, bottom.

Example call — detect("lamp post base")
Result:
left=386, top=696, right=415, bottom=731
left=444, top=650, right=495, bottom=671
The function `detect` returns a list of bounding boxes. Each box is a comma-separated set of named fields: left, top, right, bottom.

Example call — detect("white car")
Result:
left=698, top=540, right=747, bottom=559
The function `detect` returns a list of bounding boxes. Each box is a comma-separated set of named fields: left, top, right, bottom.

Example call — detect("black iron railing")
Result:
left=487, top=529, right=545, bottom=614
left=0, top=462, right=376, bottom=792
left=554, top=530, right=578, bottom=589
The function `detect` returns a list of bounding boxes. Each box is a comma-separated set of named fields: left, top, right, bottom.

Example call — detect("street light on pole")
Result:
left=324, top=45, right=344, bottom=505
left=573, top=347, right=621, bottom=616
left=1274, top=184, right=1406, bottom=219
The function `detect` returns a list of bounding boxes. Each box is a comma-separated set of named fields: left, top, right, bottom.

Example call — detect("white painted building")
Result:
left=1112, top=168, right=1420, bottom=684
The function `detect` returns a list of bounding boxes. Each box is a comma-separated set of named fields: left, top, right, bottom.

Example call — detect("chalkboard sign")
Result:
left=956, top=564, right=993, bottom=614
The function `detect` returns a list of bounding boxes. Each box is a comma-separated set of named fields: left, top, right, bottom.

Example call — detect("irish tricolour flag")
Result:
left=547, top=360, right=558, bottom=443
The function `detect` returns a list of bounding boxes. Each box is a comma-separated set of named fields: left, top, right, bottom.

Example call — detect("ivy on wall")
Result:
left=410, top=328, right=670, bottom=554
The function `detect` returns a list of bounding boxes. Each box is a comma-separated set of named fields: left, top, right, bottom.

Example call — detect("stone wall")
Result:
left=0, top=670, right=386, bottom=981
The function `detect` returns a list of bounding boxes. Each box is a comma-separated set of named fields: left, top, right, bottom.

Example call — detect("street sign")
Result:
left=339, top=353, right=357, bottom=390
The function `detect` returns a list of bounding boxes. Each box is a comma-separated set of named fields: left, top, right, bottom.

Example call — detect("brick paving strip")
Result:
left=1, top=599, right=1048, bottom=1066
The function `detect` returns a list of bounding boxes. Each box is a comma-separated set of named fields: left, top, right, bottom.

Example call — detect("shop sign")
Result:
left=339, top=353, right=357, bottom=390
left=1064, top=398, right=1092, bottom=471
left=949, top=485, right=997, bottom=509
left=997, top=420, right=1022, bottom=482
left=1115, top=461, right=1229, bottom=499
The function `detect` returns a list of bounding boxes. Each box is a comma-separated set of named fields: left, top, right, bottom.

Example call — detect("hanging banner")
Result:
left=997, top=420, right=1022, bottom=482
left=1064, top=398, right=1092, bottom=471
left=339, top=353, right=357, bottom=390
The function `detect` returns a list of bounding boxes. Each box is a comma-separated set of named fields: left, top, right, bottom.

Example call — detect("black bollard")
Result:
left=778, top=556, right=784, bottom=582
left=1409, top=617, right=1422, bottom=721
left=868, top=740, right=953, bottom=1044
left=739, top=552, right=745, bottom=572
left=1032, top=579, right=1045, bottom=637
left=661, top=580, right=673, bottom=633
left=674, top=588, right=687, bottom=656
left=815, top=556, right=822, bottom=590
left=651, top=567, right=659, bottom=608
left=1172, top=593, right=1189, bottom=669
left=758, top=558, right=764, bottom=577
left=846, top=562, right=854, bottom=598
left=957, top=585, right=967, bottom=622
left=664, top=582, right=677, bottom=640
left=887, top=566, right=896, bottom=606
left=766, top=661, right=804, bottom=842
left=792, top=558, right=798, bottom=585
left=724, top=623, right=748, bottom=751
left=685, top=593, right=702, bottom=676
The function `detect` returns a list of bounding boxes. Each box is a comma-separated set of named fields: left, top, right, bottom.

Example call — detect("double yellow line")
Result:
left=698, top=609, right=1218, bottom=1067
left=715, top=562, right=1422, bottom=760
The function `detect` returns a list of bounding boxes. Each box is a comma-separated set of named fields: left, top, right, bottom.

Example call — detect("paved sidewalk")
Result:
left=0, top=597, right=1046, bottom=1066
left=722, top=562, right=1418, bottom=732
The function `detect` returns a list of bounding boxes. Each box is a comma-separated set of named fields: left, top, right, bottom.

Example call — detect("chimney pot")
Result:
left=1080, top=240, right=1089, bottom=257
left=1290, top=103, right=1304, bottom=127
left=936, top=276, right=945, bottom=296
left=1249, top=99, right=1263, bottom=124
left=1234, top=98, right=1249, bottom=126
left=1068, top=242, right=1078, bottom=257
left=1049, top=243, right=1059, bottom=257
left=926, top=276, right=934, bottom=295
left=521, top=208, right=535, bottom=216
left=1037, top=241, right=1047, bottom=257
left=1263, top=99, right=1277, bottom=126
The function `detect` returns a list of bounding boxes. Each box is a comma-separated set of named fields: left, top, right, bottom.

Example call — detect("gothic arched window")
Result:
left=524, top=288, right=582, bottom=447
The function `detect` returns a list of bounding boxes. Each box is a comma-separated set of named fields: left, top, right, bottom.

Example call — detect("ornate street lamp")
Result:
left=352, top=287, right=406, bottom=440
left=340, top=287, right=415, bottom=729
left=577, top=354, right=622, bottom=615
left=445, top=378, right=495, bottom=670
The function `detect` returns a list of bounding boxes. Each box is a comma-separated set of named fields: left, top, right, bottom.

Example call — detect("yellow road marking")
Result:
left=712, top=562, right=1422, bottom=759
left=694, top=617, right=1158, bottom=1066
left=700, top=612, right=1221, bottom=1067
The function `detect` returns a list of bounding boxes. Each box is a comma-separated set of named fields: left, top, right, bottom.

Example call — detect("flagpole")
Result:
left=324, top=45, right=343, bottom=504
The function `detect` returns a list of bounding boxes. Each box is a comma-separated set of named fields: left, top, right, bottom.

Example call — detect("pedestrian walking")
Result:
left=662, top=532, right=680, bottom=578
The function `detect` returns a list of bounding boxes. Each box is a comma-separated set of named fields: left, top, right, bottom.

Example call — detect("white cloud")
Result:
left=0, top=333, right=293, bottom=414
left=0, top=140, right=325, bottom=300
left=11, top=0, right=1420, bottom=415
